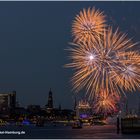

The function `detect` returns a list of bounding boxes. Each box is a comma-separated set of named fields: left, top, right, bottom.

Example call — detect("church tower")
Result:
left=46, top=88, right=53, bottom=109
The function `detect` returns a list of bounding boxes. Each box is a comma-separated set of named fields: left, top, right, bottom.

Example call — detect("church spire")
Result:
left=46, top=88, right=53, bottom=109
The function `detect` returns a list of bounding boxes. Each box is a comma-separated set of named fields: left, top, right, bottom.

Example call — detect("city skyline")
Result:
left=0, top=2, right=139, bottom=109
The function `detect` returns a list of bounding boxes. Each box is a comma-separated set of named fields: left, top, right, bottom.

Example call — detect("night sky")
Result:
left=0, top=2, right=139, bottom=110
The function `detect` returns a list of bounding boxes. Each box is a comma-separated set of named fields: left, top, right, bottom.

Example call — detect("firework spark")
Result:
left=66, top=28, right=140, bottom=98
left=94, top=89, right=120, bottom=116
left=72, top=7, right=106, bottom=43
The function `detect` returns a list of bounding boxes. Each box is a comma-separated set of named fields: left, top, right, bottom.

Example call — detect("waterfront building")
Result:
left=0, top=91, right=16, bottom=111
left=76, top=100, right=92, bottom=120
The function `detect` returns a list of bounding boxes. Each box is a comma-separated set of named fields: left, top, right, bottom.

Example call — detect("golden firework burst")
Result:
left=94, top=89, right=120, bottom=115
left=72, top=7, right=106, bottom=43
left=66, top=28, right=139, bottom=98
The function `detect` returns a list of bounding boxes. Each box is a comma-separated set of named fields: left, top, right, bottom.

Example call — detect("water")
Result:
left=0, top=124, right=140, bottom=139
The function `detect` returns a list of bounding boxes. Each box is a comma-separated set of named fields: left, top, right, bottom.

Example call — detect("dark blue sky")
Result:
left=0, top=2, right=139, bottom=110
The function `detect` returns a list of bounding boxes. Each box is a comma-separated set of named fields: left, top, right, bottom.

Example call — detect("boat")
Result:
left=72, top=125, right=82, bottom=129
left=72, top=120, right=82, bottom=129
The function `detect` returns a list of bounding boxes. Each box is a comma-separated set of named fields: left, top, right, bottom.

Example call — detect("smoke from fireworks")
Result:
left=72, top=7, right=106, bottom=43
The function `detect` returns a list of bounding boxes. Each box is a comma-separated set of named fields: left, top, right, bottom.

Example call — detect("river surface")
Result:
left=0, top=124, right=140, bottom=139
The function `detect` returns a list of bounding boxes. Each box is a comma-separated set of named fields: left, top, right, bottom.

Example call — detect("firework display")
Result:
left=66, top=28, right=139, bottom=97
left=72, top=7, right=106, bottom=43
left=66, top=7, right=140, bottom=114
left=94, top=90, right=120, bottom=116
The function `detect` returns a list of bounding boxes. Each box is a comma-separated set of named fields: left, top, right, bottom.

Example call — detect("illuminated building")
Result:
left=76, top=100, right=92, bottom=119
left=0, top=91, right=16, bottom=111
